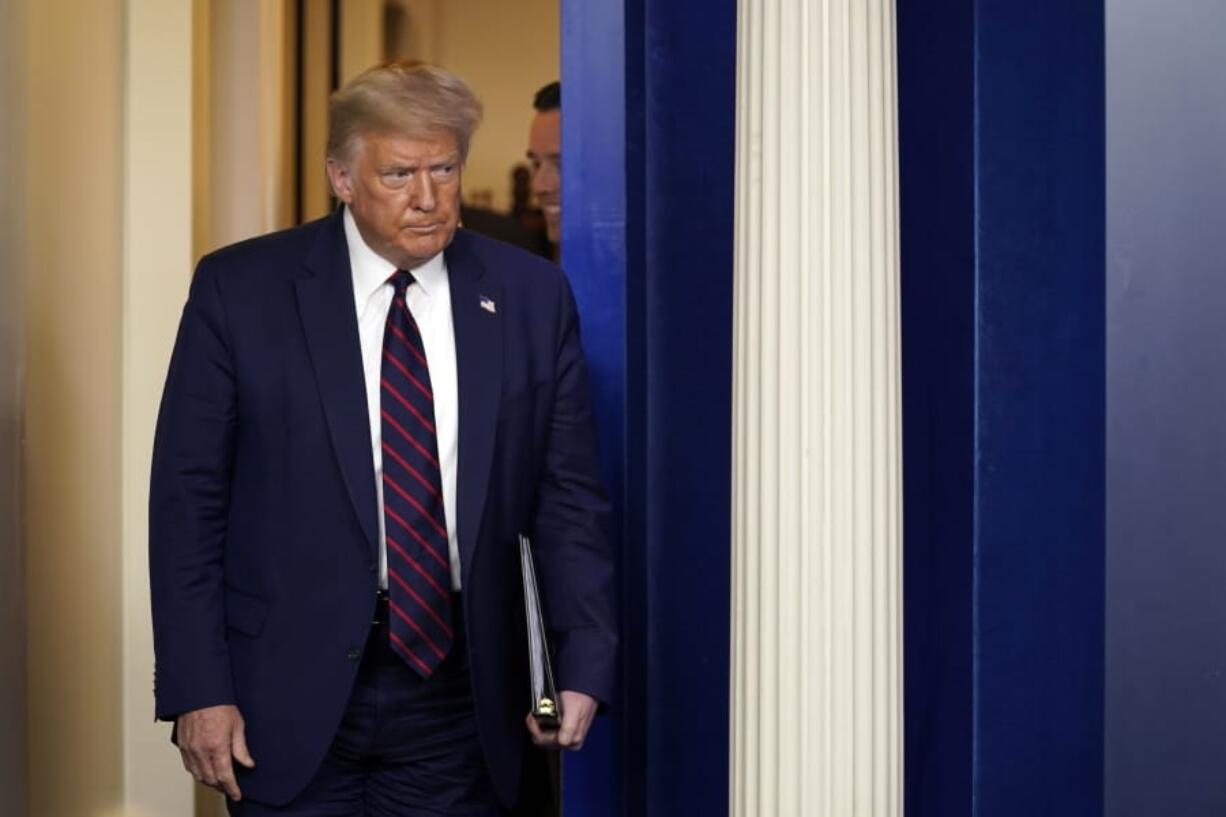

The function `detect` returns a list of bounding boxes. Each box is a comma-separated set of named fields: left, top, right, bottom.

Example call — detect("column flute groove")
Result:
left=731, top=0, right=902, bottom=814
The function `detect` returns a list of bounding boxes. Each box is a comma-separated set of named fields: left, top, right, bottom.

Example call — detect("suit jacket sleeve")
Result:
left=149, top=258, right=238, bottom=720
left=532, top=276, right=619, bottom=707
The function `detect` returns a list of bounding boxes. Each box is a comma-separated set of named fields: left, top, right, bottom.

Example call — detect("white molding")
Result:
left=730, top=1, right=902, bottom=814
left=123, top=1, right=197, bottom=814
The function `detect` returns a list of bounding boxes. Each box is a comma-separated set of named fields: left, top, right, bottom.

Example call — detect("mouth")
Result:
left=542, top=205, right=560, bottom=219
left=403, top=224, right=441, bottom=235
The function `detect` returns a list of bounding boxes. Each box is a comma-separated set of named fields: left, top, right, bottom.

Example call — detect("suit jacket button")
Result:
left=347, top=648, right=361, bottom=661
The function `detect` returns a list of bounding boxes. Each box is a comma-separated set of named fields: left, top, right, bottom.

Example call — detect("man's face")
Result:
left=326, top=130, right=463, bottom=269
left=527, top=109, right=561, bottom=245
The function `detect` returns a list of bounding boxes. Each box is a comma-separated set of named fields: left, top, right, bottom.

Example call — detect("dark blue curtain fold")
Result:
left=560, top=1, right=736, bottom=815
left=899, top=3, right=1106, bottom=815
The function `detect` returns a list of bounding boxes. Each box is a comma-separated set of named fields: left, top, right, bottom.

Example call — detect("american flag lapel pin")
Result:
left=479, top=295, right=497, bottom=314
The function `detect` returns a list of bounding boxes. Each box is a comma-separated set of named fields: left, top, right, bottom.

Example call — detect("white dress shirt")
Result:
left=344, top=208, right=462, bottom=591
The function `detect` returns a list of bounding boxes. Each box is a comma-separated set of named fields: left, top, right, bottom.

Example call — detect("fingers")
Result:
left=180, top=741, right=215, bottom=788
left=232, top=722, right=256, bottom=769
left=213, top=752, right=241, bottom=801
left=179, top=717, right=218, bottom=787
left=181, top=740, right=220, bottom=790
left=557, top=690, right=598, bottom=750
left=181, top=740, right=242, bottom=800
left=556, top=704, right=591, bottom=750
left=176, top=705, right=248, bottom=801
left=525, top=712, right=559, bottom=749
left=524, top=691, right=599, bottom=751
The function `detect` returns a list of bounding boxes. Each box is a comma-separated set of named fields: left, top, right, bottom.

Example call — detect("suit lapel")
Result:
left=295, top=211, right=379, bottom=559
left=446, top=231, right=502, bottom=586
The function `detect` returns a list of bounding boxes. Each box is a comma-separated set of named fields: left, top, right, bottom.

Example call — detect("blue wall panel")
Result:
left=1105, top=2, right=1226, bottom=814
left=562, top=1, right=735, bottom=814
left=899, top=3, right=1105, bottom=815
left=897, top=0, right=976, bottom=813
left=974, top=6, right=1105, bottom=814
left=640, top=2, right=736, bottom=815
left=560, top=3, right=628, bottom=814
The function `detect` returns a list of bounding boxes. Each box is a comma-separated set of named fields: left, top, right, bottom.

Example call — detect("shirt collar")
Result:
left=409, top=249, right=448, bottom=298
left=344, top=206, right=448, bottom=304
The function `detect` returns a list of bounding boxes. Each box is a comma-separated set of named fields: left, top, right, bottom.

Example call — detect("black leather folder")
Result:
left=519, top=533, right=561, bottom=728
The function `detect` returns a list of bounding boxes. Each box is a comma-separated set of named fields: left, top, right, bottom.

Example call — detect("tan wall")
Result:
left=0, top=0, right=29, bottom=813
left=24, top=1, right=127, bottom=815
left=299, top=0, right=335, bottom=222
left=203, top=0, right=298, bottom=253
left=123, top=2, right=199, bottom=815
left=341, top=0, right=387, bottom=84
left=17, top=1, right=201, bottom=814
left=428, top=0, right=559, bottom=213
left=379, top=0, right=560, bottom=213
left=208, top=0, right=269, bottom=249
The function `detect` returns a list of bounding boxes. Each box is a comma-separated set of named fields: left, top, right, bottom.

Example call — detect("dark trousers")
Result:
left=230, top=595, right=504, bottom=817
left=509, top=746, right=560, bottom=817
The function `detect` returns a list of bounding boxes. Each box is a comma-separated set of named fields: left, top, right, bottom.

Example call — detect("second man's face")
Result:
left=327, top=130, right=463, bottom=269
left=527, top=109, right=562, bottom=245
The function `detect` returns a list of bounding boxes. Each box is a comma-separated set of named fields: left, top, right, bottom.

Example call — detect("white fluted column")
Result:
left=730, top=1, right=901, bottom=815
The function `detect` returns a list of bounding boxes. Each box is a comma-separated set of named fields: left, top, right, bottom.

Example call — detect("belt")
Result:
left=372, top=589, right=463, bottom=627
left=372, top=588, right=391, bottom=626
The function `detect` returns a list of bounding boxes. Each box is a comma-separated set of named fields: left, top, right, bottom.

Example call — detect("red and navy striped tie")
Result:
left=380, top=270, right=452, bottom=677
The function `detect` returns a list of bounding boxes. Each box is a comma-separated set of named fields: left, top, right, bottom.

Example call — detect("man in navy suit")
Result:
left=149, top=63, right=616, bottom=816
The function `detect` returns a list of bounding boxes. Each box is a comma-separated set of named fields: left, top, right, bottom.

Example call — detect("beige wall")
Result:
left=387, top=0, right=560, bottom=212
left=208, top=0, right=270, bottom=249
left=341, top=0, right=387, bottom=85
left=300, top=0, right=335, bottom=222
left=16, top=1, right=205, bottom=814
left=123, top=2, right=199, bottom=815
left=203, top=0, right=298, bottom=253
left=24, top=2, right=127, bottom=815
left=0, top=0, right=29, bottom=813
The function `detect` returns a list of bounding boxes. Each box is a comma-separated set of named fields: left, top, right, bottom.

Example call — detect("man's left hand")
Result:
left=525, top=690, right=598, bottom=751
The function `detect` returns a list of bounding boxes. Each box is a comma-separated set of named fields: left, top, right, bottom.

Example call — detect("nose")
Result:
left=409, top=172, right=437, bottom=212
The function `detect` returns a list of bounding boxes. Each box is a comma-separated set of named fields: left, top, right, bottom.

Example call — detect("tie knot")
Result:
left=389, top=269, right=415, bottom=297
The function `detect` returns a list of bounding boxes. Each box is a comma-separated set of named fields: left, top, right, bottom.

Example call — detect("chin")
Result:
left=402, top=238, right=447, bottom=263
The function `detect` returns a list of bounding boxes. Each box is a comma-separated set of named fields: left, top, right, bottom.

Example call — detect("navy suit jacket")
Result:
left=149, top=211, right=617, bottom=807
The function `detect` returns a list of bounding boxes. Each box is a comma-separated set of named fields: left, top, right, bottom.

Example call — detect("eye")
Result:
left=381, top=169, right=411, bottom=188
left=431, top=164, right=457, bottom=180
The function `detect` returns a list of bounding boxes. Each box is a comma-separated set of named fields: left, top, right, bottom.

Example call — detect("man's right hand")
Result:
left=177, top=704, right=256, bottom=801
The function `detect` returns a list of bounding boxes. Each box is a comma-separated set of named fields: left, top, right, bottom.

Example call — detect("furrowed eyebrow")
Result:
left=381, top=157, right=457, bottom=172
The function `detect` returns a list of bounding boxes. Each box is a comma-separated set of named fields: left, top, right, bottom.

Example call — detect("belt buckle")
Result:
left=373, top=589, right=390, bottom=625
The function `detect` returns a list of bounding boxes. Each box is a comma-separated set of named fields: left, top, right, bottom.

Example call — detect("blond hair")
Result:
left=327, top=62, right=484, bottom=162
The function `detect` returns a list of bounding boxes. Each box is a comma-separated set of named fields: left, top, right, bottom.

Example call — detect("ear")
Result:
left=325, top=157, right=355, bottom=204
